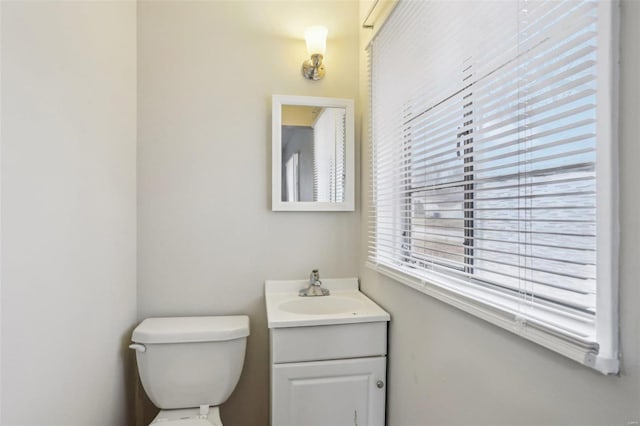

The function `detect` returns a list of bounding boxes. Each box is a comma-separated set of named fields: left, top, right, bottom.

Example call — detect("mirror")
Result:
left=272, top=95, right=354, bottom=211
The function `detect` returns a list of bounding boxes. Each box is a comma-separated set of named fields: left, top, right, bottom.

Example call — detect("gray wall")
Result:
left=137, top=1, right=359, bottom=424
left=1, top=1, right=137, bottom=425
left=358, top=1, right=640, bottom=425
left=282, top=126, right=314, bottom=202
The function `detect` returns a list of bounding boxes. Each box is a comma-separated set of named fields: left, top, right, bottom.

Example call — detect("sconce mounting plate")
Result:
left=302, top=54, right=325, bottom=81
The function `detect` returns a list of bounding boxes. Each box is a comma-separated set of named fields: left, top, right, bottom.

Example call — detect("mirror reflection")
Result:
left=281, top=105, right=347, bottom=203
left=272, top=95, right=353, bottom=211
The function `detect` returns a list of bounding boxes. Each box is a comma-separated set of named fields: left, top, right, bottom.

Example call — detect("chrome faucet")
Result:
left=299, top=269, right=330, bottom=297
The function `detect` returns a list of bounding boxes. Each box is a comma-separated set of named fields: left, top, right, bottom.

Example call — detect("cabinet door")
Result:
left=272, top=357, right=386, bottom=426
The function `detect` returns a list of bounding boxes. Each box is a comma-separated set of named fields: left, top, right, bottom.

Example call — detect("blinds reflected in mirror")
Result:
left=313, top=107, right=347, bottom=203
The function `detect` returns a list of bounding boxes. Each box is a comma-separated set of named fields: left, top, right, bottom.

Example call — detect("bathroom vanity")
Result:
left=265, top=278, right=390, bottom=426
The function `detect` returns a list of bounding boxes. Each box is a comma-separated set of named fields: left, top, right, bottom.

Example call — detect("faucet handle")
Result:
left=300, top=269, right=329, bottom=296
left=310, top=269, right=320, bottom=284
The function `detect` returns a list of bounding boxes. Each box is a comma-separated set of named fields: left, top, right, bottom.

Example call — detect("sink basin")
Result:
left=265, top=278, right=390, bottom=328
left=278, top=296, right=364, bottom=315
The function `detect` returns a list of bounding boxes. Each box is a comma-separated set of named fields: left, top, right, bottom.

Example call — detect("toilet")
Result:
left=130, top=315, right=250, bottom=425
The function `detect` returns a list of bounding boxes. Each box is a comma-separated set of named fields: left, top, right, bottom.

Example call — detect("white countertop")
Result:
left=265, top=278, right=390, bottom=328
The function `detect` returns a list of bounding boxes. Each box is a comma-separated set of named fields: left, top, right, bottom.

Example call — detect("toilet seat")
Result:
left=150, top=406, right=222, bottom=426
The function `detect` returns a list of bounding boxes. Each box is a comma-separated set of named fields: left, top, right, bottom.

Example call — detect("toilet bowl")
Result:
left=150, top=406, right=222, bottom=426
left=130, top=316, right=250, bottom=425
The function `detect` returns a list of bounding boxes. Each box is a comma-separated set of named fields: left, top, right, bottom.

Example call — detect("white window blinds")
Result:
left=313, top=107, right=347, bottom=203
left=368, top=0, right=618, bottom=373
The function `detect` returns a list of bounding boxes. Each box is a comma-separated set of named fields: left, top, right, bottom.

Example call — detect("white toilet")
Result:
left=130, top=315, right=250, bottom=425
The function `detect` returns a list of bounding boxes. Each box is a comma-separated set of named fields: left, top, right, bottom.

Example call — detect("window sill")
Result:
left=365, top=260, right=619, bottom=375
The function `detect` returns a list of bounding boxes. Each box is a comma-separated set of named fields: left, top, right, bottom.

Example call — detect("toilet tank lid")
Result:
left=132, top=316, right=250, bottom=344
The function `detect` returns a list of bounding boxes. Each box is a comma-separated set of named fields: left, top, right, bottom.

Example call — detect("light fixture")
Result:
left=302, top=26, right=328, bottom=81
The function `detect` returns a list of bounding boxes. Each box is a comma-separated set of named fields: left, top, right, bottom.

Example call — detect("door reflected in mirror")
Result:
left=272, top=95, right=354, bottom=211
left=281, top=105, right=346, bottom=203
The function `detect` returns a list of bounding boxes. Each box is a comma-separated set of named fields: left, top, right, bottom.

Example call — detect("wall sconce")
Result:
left=302, top=26, right=328, bottom=81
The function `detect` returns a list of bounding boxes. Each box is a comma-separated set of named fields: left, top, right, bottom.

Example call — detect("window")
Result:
left=368, top=0, right=618, bottom=373
left=313, top=107, right=347, bottom=202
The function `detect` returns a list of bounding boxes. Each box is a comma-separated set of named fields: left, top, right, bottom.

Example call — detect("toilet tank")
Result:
left=131, top=316, right=250, bottom=410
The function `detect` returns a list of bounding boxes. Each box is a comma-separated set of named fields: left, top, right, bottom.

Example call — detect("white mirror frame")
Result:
left=272, top=95, right=355, bottom=211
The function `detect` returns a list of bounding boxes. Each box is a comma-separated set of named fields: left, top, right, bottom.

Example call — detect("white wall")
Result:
left=1, top=2, right=137, bottom=425
left=358, top=1, right=640, bottom=425
left=137, top=1, right=359, bottom=424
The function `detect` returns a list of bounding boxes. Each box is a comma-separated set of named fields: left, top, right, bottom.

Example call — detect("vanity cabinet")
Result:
left=265, top=278, right=390, bottom=426
left=269, top=321, right=388, bottom=426
left=272, top=356, right=386, bottom=426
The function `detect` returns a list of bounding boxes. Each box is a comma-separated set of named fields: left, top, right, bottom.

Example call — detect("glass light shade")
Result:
left=304, top=26, right=328, bottom=56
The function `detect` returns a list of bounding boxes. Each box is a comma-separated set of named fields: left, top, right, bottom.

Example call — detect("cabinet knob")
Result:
left=376, top=380, right=384, bottom=389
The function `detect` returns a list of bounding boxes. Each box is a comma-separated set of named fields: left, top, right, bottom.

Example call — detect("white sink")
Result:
left=278, top=296, right=364, bottom=315
left=265, top=278, right=390, bottom=328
